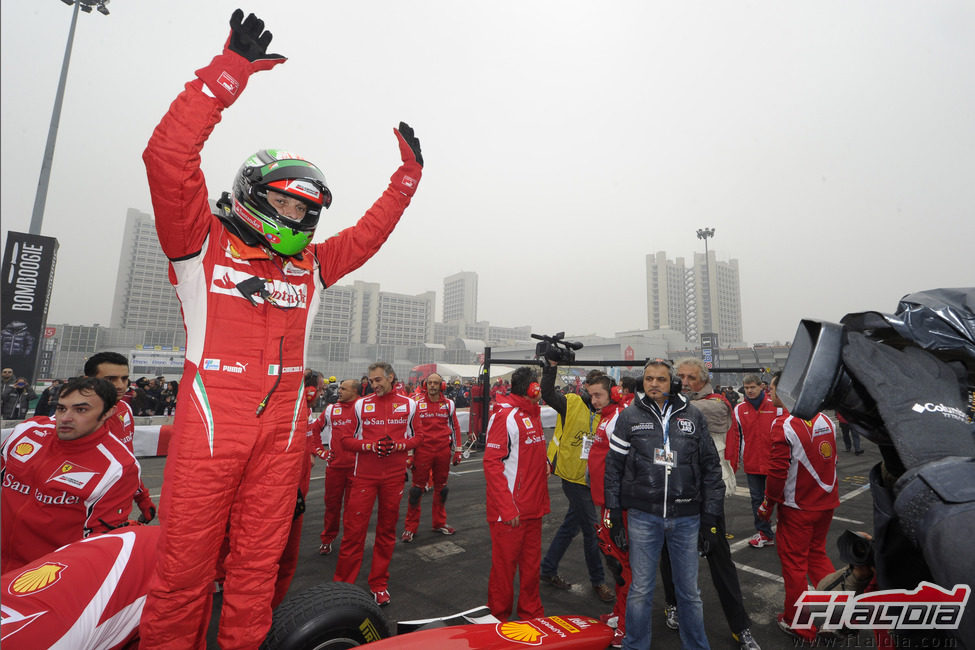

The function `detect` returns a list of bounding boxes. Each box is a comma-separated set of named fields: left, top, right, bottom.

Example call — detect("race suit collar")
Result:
left=507, top=393, right=540, bottom=417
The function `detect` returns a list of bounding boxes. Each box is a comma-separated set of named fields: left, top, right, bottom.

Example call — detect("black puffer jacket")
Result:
left=604, top=392, right=724, bottom=519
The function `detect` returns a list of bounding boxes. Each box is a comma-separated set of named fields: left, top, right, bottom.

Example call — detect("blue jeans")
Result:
left=540, top=479, right=604, bottom=585
left=624, top=510, right=709, bottom=650
left=746, top=473, right=774, bottom=539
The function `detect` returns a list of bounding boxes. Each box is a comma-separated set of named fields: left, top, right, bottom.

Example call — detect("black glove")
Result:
left=195, top=9, right=286, bottom=108
left=608, top=509, right=627, bottom=551
left=699, top=512, right=721, bottom=558
left=228, top=9, right=282, bottom=62
left=137, top=506, right=157, bottom=525
left=376, top=436, right=396, bottom=457
left=293, top=488, right=306, bottom=521
left=841, top=332, right=975, bottom=469
left=396, top=122, right=423, bottom=167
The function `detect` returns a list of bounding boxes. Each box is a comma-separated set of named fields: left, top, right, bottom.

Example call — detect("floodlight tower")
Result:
left=28, top=0, right=111, bottom=235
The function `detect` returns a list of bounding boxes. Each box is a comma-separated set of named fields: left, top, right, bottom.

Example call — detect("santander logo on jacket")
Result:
left=349, top=392, right=417, bottom=479
left=413, top=396, right=461, bottom=449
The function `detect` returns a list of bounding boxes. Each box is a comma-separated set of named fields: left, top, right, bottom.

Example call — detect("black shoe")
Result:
left=855, top=449, right=864, bottom=455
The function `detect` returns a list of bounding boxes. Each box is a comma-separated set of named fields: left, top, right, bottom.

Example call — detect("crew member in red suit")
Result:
left=334, top=362, right=418, bottom=606
left=1, top=377, right=140, bottom=574
left=139, top=10, right=423, bottom=647
left=483, top=367, right=550, bottom=622
left=1, top=526, right=161, bottom=650
left=402, top=373, right=467, bottom=542
left=731, top=374, right=779, bottom=549
left=586, top=375, right=629, bottom=648
left=312, top=378, right=361, bottom=555
left=758, top=372, right=839, bottom=642
left=84, top=352, right=157, bottom=524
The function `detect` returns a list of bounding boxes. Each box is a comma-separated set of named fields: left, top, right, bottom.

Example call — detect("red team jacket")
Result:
left=106, top=400, right=154, bottom=515
left=483, top=394, right=551, bottom=523
left=587, top=403, right=624, bottom=509
left=312, top=401, right=358, bottom=470
left=412, top=396, right=462, bottom=452
left=732, top=395, right=779, bottom=474
left=344, top=392, right=418, bottom=479
left=766, top=412, right=840, bottom=511
left=1, top=418, right=140, bottom=573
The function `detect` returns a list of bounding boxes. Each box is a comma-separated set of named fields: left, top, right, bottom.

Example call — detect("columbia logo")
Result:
left=912, top=403, right=926, bottom=413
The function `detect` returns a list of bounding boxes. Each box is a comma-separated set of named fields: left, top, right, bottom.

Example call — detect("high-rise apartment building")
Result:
left=645, top=250, right=743, bottom=345
left=111, top=208, right=182, bottom=331
left=443, top=271, right=477, bottom=324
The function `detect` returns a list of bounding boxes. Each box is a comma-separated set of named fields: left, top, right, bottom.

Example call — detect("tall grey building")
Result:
left=443, top=271, right=477, bottom=324
left=111, top=208, right=182, bottom=331
left=645, top=250, right=743, bottom=345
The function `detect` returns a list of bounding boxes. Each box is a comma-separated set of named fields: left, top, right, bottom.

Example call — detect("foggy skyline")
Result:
left=3, top=1, right=972, bottom=346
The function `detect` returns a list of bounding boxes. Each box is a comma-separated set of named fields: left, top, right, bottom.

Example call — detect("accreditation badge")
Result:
left=653, top=448, right=675, bottom=467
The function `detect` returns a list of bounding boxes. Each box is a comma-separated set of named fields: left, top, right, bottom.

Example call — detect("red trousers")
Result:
left=776, top=506, right=835, bottom=624
left=321, top=464, right=354, bottom=544
left=272, top=452, right=313, bottom=608
left=333, top=474, right=403, bottom=591
left=488, top=518, right=544, bottom=622
left=404, top=445, right=451, bottom=532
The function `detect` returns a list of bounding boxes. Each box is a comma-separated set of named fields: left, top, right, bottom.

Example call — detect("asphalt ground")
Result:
left=136, top=430, right=882, bottom=649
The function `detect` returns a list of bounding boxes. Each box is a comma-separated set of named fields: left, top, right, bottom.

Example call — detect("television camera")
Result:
left=531, top=331, right=584, bottom=364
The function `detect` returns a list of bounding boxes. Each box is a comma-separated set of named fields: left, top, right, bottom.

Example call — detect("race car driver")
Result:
left=312, top=378, right=361, bottom=555
left=138, top=10, right=424, bottom=648
left=1, top=377, right=140, bottom=574
left=84, top=351, right=157, bottom=524
left=333, top=362, right=418, bottom=606
left=402, top=372, right=466, bottom=542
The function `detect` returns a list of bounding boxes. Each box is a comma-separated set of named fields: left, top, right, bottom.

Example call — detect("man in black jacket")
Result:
left=604, top=358, right=724, bottom=650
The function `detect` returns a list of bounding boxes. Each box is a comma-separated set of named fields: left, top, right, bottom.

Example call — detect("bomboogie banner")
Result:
left=1, top=232, right=59, bottom=384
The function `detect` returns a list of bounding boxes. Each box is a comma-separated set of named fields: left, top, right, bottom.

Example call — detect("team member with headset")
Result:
left=585, top=374, right=629, bottom=648
left=402, top=373, right=467, bottom=542
left=483, top=367, right=550, bottom=621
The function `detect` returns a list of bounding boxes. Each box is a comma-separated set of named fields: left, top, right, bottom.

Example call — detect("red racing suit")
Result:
left=333, top=391, right=418, bottom=591
left=270, top=413, right=316, bottom=609
left=140, top=76, right=421, bottom=647
left=766, top=411, right=840, bottom=627
left=312, top=400, right=358, bottom=545
left=483, top=394, right=550, bottom=621
left=107, top=399, right=156, bottom=521
left=1, top=417, right=140, bottom=574
left=587, top=402, right=630, bottom=634
left=1, top=526, right=160, bottom=650
left=731, top=394, right=777, bottom=474
left=404, top=394, right=462, bottom=533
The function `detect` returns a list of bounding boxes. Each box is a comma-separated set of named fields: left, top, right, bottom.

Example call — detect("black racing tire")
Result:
left=262, top=582, right=392, bottom=649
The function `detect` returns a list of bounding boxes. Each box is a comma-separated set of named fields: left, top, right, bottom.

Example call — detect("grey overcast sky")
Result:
left=2, top=1, right=973, bottom=345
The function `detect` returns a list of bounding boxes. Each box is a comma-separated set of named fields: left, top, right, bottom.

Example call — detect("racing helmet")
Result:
left=231, top=149, right=332, bottom=256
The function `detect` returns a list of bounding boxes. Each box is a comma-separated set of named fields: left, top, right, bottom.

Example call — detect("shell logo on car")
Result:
left=498, top=620, right=545, bottom=644
left=9, top=562, right=67, bottom=595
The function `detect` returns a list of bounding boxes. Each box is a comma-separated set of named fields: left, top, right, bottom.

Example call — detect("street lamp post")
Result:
left=28, top=0, right=111, bottom=236
left=696, top=227, right=715, bottom=333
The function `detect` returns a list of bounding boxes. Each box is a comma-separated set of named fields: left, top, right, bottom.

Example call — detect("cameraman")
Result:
left=539, top=355, right=615, bottom=603
left=779, top=289, right=975, bottom=646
